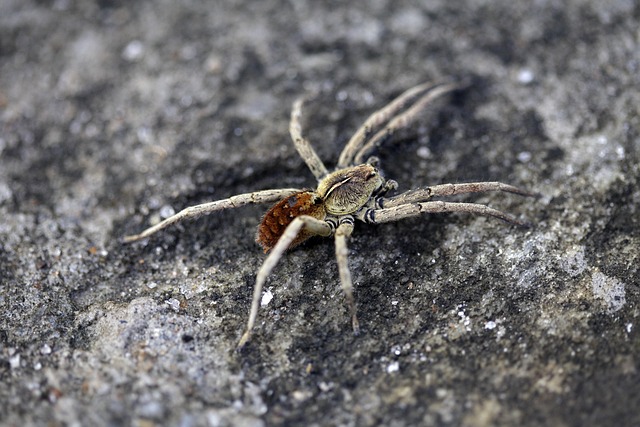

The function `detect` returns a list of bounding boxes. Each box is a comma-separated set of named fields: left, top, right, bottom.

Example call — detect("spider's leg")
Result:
left=333, top=216, right=359, bottom=335
left=123, top=188, right=302, bottom=243
left=237, top=215, right=333, bottom=350
left=365, top=201, right=531, bottom=227
left=337, top=82, right=447, bottom=168
left=337, top=81, right=460, bottom=168
left=290, top=98, right=329, bottom=180
left=383, top=182, right=534, bottom=208
left=352, top=82, right=461, bottom=165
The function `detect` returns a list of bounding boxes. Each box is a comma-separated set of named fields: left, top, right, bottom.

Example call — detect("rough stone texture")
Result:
left=1, top=1, right=638, bottom=426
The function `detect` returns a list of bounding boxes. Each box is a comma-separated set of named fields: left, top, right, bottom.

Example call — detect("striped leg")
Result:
left=123, top=188, right=301, bottom=243
left=383, top=182, right=534, bottom=208
left=352, top=82, right=461, bottom=165
left=370, top=201, right=531, bottom=227
left=334, top=216, right=359, bottom=335
left=338, top=81, right=460, bottom=168
left=290, top=97, right=329, bottom=180
left=237, top=215, right=333, bottom=350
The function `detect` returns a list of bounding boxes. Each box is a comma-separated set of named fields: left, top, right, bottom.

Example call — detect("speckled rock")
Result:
left=1, top=1, right=638, bottom=426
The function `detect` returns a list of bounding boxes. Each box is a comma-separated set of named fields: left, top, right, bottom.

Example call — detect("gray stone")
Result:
left=1, top=1, right=638, bottom=426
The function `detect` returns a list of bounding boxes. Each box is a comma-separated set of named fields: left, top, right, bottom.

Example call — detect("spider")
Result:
left=123, top=81, right=532, bottom=349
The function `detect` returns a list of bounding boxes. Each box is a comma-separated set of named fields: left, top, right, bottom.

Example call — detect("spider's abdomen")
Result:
left=256, top=191, right=326, bottom=253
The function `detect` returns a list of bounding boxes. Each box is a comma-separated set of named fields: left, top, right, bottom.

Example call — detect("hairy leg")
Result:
left=123, top=188, right=301, bottom=243
left=370, top=200, right=531, bottom=227
left=338, top=81, right=459, bottom=168
left=383, top=182, right=534, bottom=208
left=237, top=215, right=334, bottom=350
left=290, top=98, right=329, bottom=180
left=333, top=216, right=359, bottom=335
left=352, top=82, right=461, bottom=165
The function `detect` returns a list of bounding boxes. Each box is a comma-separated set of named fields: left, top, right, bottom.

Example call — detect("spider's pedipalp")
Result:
left=290, top=97, right=329, bottom=180
left=123, top=188, right=302, bottom=243
left=237, top=214, right=334, bottom=350
left=371, top=200, right=531, bottom=227
left=334, top=216, right=359, bottom=335
left=338, top=81, right=460, bottom=168
left=383, top=182, right=534, bottom=208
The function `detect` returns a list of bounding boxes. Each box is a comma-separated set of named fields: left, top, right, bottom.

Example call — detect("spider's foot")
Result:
left=516, top=218, right=534, bottom=229
left=509, top=186, right=541, bottom=199
left=352, top=314, right=360, bottom=336
left=236, top=330, right=252, bottom=351
left=527, top=190, right=544, bottom=199
left=502, top=212, right=534, bottom=228
left=122, top=234, right=143, bottom=244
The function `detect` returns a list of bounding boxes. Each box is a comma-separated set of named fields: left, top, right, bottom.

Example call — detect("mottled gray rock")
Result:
left=1, top=1, right=638, bottom=426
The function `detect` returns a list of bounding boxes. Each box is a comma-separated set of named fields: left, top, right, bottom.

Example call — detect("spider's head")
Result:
left=317, top=164, right=385, bottom=215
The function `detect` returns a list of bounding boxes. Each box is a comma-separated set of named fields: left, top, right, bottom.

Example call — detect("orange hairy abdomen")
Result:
left=256, top=191, right=326, bottom=252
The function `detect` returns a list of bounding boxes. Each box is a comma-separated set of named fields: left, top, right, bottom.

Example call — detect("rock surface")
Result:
left=1, top=1, right=638, bottom=426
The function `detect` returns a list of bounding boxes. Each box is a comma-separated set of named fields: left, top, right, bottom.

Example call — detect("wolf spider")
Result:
left=124, top=81, right=532, bottom=349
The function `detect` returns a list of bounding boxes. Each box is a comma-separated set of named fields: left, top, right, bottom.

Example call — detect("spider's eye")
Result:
left=366, top=171, right=378, bottom=180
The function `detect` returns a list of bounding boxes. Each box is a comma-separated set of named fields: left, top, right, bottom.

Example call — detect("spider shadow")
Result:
left=267, top=214, right=453, bottom=351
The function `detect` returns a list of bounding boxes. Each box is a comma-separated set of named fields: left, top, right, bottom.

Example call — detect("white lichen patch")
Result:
left=591, top=270, right=626, bottom=313
left=560, top=245, right=587, bottom=277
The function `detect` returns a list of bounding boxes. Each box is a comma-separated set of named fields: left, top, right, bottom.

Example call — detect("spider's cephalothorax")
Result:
left=124, top=81, right=533, bottom=349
